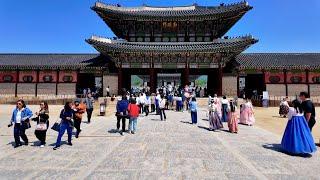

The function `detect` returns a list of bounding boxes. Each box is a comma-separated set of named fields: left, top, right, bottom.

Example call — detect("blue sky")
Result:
left=0, top=0, right=319, bottom=53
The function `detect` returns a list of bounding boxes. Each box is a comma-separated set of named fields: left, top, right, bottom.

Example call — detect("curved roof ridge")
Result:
left=94, top=1, right=250, bottom=12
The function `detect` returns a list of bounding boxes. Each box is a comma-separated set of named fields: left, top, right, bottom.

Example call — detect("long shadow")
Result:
left=48, top=141, right=69, bottom=147
left=202, top=119, right=209, bottom=121
left=150, top=119, right=162, bottom=121
left=262, top=143, right=313, bottom=158
left=108, top=129, right=119, bottom=134
left=197, top=126, right=212, bottom=131
left=180, top=121, right=193, bottom=125
left=316, top=143, right=320, bottom=147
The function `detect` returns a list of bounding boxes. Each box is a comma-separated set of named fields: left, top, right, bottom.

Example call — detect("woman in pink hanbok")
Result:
left=240, top=99, right=255, bottom=126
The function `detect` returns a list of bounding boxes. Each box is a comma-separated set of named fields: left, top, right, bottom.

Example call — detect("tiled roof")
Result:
left=236, top=53, right=320, bottom=70
left=0, top=54, right=102, bottom=70
left=86, top=36, right=257, bottom=54
left=92, top=1, right=252, bottom=20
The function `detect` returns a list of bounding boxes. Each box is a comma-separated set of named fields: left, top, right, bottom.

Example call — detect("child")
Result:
left=228, top=100, right=238, bottom=133
left=127, top=99, right=140, bottom=134
left=189, top=97, right=198, bottom=124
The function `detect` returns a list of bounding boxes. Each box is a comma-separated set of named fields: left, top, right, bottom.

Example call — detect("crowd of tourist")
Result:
left=6, top=87, right=318, bottom=156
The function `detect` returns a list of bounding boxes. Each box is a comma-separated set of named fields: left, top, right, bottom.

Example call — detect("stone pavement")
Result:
left=0, top=107, right=319, bottom=180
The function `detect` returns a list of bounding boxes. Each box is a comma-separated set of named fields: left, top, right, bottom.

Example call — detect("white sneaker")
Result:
left=40, top=145, right=45, bottom=148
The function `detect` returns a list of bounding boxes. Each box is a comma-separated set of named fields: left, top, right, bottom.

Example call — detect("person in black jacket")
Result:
left=32, top=102, right=49, bottom=148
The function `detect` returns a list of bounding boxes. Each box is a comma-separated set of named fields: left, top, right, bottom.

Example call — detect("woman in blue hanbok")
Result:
left=281, top=100, right=317, bottom=155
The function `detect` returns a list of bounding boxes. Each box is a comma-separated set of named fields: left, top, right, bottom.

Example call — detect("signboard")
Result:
left=262, top=91, right=269, bottom=100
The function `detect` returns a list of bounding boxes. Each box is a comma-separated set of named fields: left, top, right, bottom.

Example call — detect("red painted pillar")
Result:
left=35, top=69, right=39, bottom=97
left=306, top=69, right=310, bottom=96
left=218, top=63, right=223, bottom=96
left=237, top=71, right=240, bottom=97
left=15, top=70, right=19, bottom=97
left=118, top=67, right=123, bottom=95
left=284, top=69, right=288, bottom=96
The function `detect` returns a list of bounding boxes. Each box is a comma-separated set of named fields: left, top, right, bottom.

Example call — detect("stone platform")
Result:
left=0, top=106, right=319, bottom=179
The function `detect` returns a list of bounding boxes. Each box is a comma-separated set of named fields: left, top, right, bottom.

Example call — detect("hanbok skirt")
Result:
left=228, top=112, right=238, bottom=133
left=240, top=108, right=255, bottom=125
left=279, top=105, right=289, bottom=116
left=221, top=104, right=228, bottom=122
left=209, top=111, right=223, bottom=130
left=281, top=116, right=317, bottom=154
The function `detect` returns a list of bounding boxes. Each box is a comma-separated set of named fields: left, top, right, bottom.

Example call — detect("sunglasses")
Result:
left=17, top=103, right=22, bottom=105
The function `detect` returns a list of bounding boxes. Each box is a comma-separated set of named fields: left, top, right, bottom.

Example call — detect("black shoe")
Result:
left=24, top=142, right=28, bottom=146
left=75, top=133, right=79, bottom=138
left=67, top=142, right=73, bottom=146
left=14, top=144, right=22, bottom=148
left=53, top=146, right=60, bottom=150
left=120, top=131, right=123, bottom=136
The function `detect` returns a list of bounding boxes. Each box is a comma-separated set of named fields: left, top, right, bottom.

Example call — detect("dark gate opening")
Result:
left=245, top=74, right=265, bottom=98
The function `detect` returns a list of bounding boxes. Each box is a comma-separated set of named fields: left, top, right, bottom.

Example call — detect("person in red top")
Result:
left=127, top=98, right=140, bottom=134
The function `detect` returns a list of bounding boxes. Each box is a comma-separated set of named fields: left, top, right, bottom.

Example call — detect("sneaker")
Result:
left=40, top=145, right=45, bottom=148
left=67, top=142, right=73, bottom=146
left=53, top=146, right=60, bottom=150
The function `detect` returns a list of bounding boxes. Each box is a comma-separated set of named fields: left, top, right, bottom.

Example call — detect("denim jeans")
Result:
left=129, top=117, right=138, bottom=132
left=191, top=111, right=197, bottom=124
left=55, top=122, right=73, bottom=147
left=160, top=109, right=166, bottom=121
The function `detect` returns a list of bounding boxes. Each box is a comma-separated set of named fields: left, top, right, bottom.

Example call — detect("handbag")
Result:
left=23, top=119, right=31, bottom=129
left=35, top=122, right=47, bottom=131
left=51, top=119, right=61, bottom=132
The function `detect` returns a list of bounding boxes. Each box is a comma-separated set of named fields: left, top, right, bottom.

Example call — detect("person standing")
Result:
left=85, top=93, right=94, bottom=123
left=159, top=95, right=167, bottom=121
left=53, top=102, right=74, bottom=150
left=281, top=100, right=316, bottom=155
left=299, top=92, right=316, bottom=131
left=221, top=96, right=229, bottom=122
left=106, top=86, right=110, bottom=97
left=208, top=99, right=223, bottom=131
left=8, top=100, right=33, bottom=148
left=73, top=100, right=86, bottom=138
left=155, top=92, right=161, bottom=115
left=189, top=97, right=198, bottom=124
left=150, top=93, right=156, bottom=113
left=33, top=102, right=49, bottom=147
left=228, top=100, right=238, bottom=133
left=116, top=95, right=129, bottom=135
left=279, top=97, right=289, bottom=118
left=127, top=99, right=140, bottom=134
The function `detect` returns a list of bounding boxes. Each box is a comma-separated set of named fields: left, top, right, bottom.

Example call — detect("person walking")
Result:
left=189, top=97, right=198, bottom=124
left=116, top=95, right=129, bottom=135
left=8, top=100, right=33, bottom=148
left=299, top=92, right=316, bottom=131
left=127, top=99, right=140, bottom=134
left=144, top=93, right=151, bottom=116
left=159, top=95, right=167, bottom=121
left=221, top=96, right=229, bottom=122
left=240, top=99, right=255, bottom=126
left=73, top=100, right=86, bottom=138
left=53, top=102, right=74, bottom=150
left=33, top=102, right=49, bottom=147
left=228, top=100, right=238, bottom=133
left=208, top=99, right=223, bottom=131
left=85, top=93, right=94, bottom=123
left=150, top=93, right=156, bottom=113
left=281, top=100, right=317, bottom=155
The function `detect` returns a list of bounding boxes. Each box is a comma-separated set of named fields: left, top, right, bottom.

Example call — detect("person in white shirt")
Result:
left=159, top=95, right=167, bottom=121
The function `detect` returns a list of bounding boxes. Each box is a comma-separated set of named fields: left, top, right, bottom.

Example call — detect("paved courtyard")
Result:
left=0, top=105, right=319, bottom=179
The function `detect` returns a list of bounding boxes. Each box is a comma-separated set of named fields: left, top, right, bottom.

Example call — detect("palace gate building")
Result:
left=0, top=1, right=320, bottom=98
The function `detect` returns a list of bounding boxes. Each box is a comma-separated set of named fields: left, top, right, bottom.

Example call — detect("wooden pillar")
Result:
left=56, top=69, right=60, bottom=96
left=149, top=68, right=156, bottom=93
left=35, top=69, right=39, bottom=97
left=118, top=67, right=123, bottom=95
left=284, top=69, right=288, bottom=96
left=218, top=63, right=223, bottom=96
left=183, top=62, right=190, bottom=86
left=237, top=70, right=240, bottom=97
left=15, top=69, right=19, bottom=97
left=262, top=69, right=266, bottom=92
left=306, top=69, right=310, bottom=96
